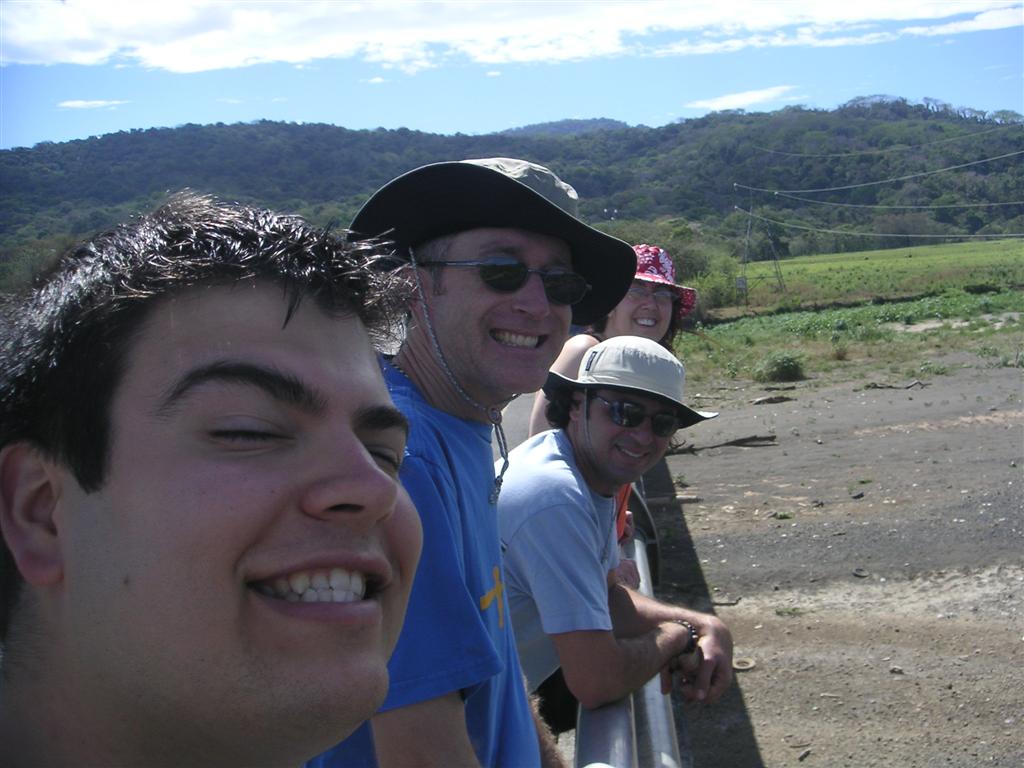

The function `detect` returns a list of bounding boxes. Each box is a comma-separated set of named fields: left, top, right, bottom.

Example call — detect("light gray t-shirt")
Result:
left=497, top=429, right=619, bottom=691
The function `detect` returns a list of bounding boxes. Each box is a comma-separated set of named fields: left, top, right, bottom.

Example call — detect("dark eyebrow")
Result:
left=157, top=361, right=327, bottom=416
left=354, top=404, right=410, bottom=439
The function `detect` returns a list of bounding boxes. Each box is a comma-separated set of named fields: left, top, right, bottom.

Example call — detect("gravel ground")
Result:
left=656, top=353, right=1023, bottom=768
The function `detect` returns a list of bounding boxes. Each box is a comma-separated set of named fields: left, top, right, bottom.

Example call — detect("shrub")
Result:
left=753, top=352, right=806, bottom=382
left=831, top=341, right=850, bottom=361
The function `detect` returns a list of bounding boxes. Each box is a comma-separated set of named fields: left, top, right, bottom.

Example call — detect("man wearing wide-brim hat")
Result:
left=497, top=336, right=734, bottom=720
left=311, top=158, right=635, bottom=768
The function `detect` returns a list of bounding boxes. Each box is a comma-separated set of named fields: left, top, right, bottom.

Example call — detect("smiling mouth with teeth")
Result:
left=253, top=567, right=370, bottom=603
left=491, top=330, right=541, bottom=349
left=617, top=445, right=650, bottom=460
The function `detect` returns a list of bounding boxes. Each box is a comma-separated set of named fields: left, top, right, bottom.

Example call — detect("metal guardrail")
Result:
left=574, top=526, right=689, bottom=768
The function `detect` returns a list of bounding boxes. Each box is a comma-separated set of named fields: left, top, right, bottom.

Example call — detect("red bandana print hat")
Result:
left=632, top=244, right=698, bottom=322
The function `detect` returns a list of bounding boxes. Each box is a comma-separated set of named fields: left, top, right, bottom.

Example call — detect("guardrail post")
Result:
left=574, top=529, right=688, bottom=767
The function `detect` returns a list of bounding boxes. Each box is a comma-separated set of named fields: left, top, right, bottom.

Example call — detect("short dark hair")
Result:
left=543, top=386, right=580, bottom=430
left=0, top=192, right=409, bottom=642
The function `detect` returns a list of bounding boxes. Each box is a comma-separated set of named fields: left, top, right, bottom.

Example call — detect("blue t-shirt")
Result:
left=498, top=430, right=619, bottom=692
left=308, top=363, right=539, bottom=768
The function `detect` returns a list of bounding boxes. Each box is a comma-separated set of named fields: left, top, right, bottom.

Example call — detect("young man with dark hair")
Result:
left=0, top=192, right=423, bottom=768
left=499, top=336, right=734, bottom=715
left=311, top=158, right=636, bottom=767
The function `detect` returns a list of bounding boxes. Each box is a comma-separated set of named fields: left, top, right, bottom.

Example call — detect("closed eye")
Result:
left=209, top=428, right=287, bottom=444
left=366, top=445, right=403, bottom=477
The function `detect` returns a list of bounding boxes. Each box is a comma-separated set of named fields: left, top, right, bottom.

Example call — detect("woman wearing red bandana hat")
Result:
left=527, top=243, right=697, bottom=436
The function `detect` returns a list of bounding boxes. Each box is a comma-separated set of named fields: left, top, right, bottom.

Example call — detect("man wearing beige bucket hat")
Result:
left=498, top=336, right=733, bottom=717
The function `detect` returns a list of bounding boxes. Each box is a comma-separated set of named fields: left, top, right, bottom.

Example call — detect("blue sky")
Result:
left=1, top=1, right=1021, bottom=150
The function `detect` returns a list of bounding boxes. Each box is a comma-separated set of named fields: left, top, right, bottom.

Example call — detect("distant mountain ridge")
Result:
left=1, top=96, right=1021, bottom=290
left=498, top=118, right=632, bottom=136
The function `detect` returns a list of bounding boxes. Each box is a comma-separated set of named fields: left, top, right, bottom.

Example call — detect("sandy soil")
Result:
left=651, top=353, right=1024, bottom=767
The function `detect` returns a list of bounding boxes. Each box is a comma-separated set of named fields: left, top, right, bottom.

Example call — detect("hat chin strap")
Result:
left=408, top=247, right=512, bottom=504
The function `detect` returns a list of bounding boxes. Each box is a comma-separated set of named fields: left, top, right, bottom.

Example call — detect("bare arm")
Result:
left=607, top=584, right=734, bottom=704
left=371, top=693, right=480, bottom=768
left=527, top=335, right=599, bottom=436
left=550, top=618, right=694, bottom=710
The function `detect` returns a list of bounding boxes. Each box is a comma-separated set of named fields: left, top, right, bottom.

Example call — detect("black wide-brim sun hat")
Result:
left=349, top=160, right=636, bottom=325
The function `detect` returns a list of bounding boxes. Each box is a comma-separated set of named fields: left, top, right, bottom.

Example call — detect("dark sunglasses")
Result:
left=592, top=394, right=680, bottom=437
left=417, top=257, right=591, bottom=306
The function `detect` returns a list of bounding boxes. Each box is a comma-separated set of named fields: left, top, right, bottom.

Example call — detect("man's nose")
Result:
left=511, top=271, right=552, bottom=316
left=298, top=436, right=399, bottom=529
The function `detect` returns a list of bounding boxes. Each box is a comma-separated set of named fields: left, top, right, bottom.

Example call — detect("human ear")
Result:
left=0, top=443, right=65, bottom=586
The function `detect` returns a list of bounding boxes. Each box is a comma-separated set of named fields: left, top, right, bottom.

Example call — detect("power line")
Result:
left=734, top=149, right=1024, bottom=194
left=754, top=190, right=1024, bottom=210
left=736, top=207, right=1024, bottom=239
left=751, top=124, right=1019, bottom=158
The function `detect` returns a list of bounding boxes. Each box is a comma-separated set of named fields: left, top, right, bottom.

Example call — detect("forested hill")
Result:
left=498, top=118, right=631, bottom=136
left=1, top=96, right=1022, bottom=288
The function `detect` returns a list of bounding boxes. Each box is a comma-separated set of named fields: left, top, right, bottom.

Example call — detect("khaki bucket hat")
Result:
left=544, top=336, right=717, bottom=429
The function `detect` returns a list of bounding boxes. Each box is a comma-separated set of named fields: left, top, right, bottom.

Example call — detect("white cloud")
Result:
left=685, top=85, right=800, bottom=111
left=2, top=1, right=1020, bottom=74
left=365, top=76, right=386, bottom=84
left=57, top=99, right=128, bottom=109
left=486, top=70, right=502, bottom=77
left=901, top=7, right=1022, bottom=36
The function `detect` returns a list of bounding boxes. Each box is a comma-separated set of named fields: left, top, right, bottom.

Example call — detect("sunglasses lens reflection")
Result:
left=479, top=263, right=588, bottom=305
left=479, top=263, right=527, bottom=292
left=607, top=400, right=678, bottom=437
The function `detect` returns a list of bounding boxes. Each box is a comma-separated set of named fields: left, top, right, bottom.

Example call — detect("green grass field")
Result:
left=678, top=290, right=1022, bottom=387
left=737, top=239, right=1023, bottom=311
left=677, top=239, right=1024, bottom=387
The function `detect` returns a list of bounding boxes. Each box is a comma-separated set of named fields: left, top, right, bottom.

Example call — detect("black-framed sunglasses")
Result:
left=416, top=257, right=591, bottom=306
left=592, top=394, right=680, bottom=438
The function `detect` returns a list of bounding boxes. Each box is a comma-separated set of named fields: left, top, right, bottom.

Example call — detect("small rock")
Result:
left=890, top=665, right=904, bottom=675
left=752, top=395, right=795, bottom=405
left=851, top=491, right=865, bottom=499
left=798, top=748, right=812, bottom=761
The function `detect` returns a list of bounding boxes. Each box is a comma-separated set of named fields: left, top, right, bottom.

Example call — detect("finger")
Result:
left=705, top=662, right=735, bottom=704
left=690, top=654, right=714, bottom=702
left=675, top=681, right=701, bottom=703
left=677, top=646, right=703, bottom=677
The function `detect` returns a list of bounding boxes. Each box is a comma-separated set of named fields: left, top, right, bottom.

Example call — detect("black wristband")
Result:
left=674, top=619, right=699, bottom=655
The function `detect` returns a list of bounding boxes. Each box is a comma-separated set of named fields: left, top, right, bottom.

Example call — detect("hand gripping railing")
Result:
left=574, top=527, right=689, bottom=768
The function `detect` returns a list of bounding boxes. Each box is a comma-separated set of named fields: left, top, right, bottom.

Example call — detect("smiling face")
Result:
left=603, top=278, right=674, bottom=343
left=414, top=227, right=574, bottom=406
left=567, top=388, right=675, bottom=496
left=52, top=282, right=422, bottom=765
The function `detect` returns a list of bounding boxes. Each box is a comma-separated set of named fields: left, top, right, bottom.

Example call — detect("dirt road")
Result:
left=654, top=354, right=1023, bottom=767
